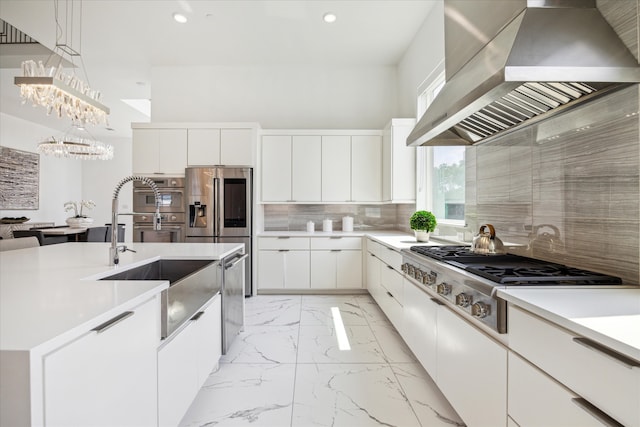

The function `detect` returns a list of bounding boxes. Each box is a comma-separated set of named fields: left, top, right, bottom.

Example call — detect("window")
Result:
left=417, top=70, right=465, bottom=224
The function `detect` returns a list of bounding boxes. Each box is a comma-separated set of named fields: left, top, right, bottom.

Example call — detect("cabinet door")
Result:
left=292, top=135, right=321, bottom=201
left=336, top=250, right=362, bottom=288
left=158, top=315, right=200, bottom=427
left=262, top=135, right=292, bottom=202
left=258, top=250, right=285, bottom=288
left=508, top=352, right=602, bottom=427
left=322, top=136, right=351, bottom=202
left=391, top=123, right=416, bottom=202
left=44, top=297, right=159, bottom=427
left=285, top=250, right=310, bottom=289
left=351, top=135, right=382, bottom=202
left=310, top=250, right=337, bottom=289
left=221, top=128, right=253, bottom=166
left=403, top=280, right=438, bottom=375
left=158, top=129, right=188, bottom=174
left=195, top=295, right=222, bottom=387
left=132, top=129, right=160, bottom=174
left=437, top=306, right=507, bottom=427
left=188, top=128, right=221, bottom=165
left=366, top=252, right=381, bottom=300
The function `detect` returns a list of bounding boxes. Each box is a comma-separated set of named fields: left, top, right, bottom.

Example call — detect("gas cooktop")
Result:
left=410, top=245, right=622, bottom=286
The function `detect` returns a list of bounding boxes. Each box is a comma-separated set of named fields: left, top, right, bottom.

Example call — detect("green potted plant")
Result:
left=410, top=210, right=437, bottom=242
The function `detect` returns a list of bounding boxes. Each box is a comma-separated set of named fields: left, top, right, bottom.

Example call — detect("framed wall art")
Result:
left=0, top=146, right=39, bottom=210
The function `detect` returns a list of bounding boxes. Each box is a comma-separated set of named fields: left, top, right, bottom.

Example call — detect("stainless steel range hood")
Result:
left=407, top=0, right=640, bottom=147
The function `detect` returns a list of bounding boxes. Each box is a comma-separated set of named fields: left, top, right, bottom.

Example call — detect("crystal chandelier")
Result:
left=14, top=0, right=110, bottom=126
left=38, top=124, right=114, bottom=160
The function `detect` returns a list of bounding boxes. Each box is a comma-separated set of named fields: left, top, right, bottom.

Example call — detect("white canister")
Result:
left=342, top=216, right=354, bottom=232
left=322, top=219, right=333, bottom=232
left=306, top=221, right=315, bottom=233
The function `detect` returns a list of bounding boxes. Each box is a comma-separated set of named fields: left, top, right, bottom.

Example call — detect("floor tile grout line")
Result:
left=290, top=294, right=303, bottom=427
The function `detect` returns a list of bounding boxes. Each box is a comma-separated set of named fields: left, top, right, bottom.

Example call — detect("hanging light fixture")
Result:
left=37, top=122, right=114, bottom=160
left=14, top=0, right=110, bottom=126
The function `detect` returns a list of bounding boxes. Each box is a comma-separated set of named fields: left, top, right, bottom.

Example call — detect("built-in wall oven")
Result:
left=133, top=177, right=185, bottom=242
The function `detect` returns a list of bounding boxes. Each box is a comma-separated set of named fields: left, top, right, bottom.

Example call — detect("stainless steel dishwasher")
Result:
left=221, top=249, right=248, bottom=353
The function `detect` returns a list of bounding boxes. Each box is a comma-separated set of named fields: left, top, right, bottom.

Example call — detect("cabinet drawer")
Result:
left=377, top=245, right=403, bottom=271
left=509, top=305, right=640, bottom=427
left=259, top=237, right=310, bottom=250
left=380, top=264, right=403, bottom=305
left=508, top=352, right=603, bottom=427
left=310, top=236, right=362, bottom=250
left=377, top=287, right=403, bottom=331
left=366, top=238, right=383, bottom=258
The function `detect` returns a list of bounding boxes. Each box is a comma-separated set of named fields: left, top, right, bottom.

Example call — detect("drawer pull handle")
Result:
left=571, top=398, right=624, bottom=427
left=430, top=297, right=445, bottom=306
left=278, top=249, right=290, bottom=252
left=386, top=265, right=394, bottom=270
left=277, top=236, right=290, bottom=239
left=386, top=291, right=394, bottom=298
left=331, top=249, right=342, bottom=252
left=572, top=337, right=640, bottom=369
left=92, top=311, right=134, bottom=333
left=190, top=311, right=205, bottom=321
left=330, top=237, right=342, bottom=239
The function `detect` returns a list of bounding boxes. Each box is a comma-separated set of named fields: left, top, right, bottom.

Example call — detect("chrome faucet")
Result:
left=110, top=176, right=162, bottom=266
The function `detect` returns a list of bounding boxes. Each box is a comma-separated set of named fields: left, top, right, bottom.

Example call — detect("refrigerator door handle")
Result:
left=213, top=177, right=221, bottom=237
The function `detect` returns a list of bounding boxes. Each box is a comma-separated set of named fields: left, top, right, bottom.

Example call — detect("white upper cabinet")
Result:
left=260, top=130, right=383, bottom=203
left=220, top=128, right=254, bottom=166
left=352, top=135, right=382, bottom=202
left=133, top=128, right=188, bottom=175
left=188, top=128, right=254, bottom=166
left=321, top=135, right=351, bottom=202
left=261, top=135, right=292, bottom=201
left=292, top=136, right=322, bottom=201
left=382, top=119, right=416, bottom=203
left=188, top=129, right=221, bottom=165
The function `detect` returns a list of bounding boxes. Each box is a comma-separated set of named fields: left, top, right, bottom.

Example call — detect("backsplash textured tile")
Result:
left=263, top=203, right=415, bottom=234
left=466, top=86, right=640, bottom=285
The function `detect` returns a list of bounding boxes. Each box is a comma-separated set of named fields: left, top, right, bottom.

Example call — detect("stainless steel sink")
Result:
left=100, top=259, right=214, bottom=284
left=101, top=259, right=221, bottom=339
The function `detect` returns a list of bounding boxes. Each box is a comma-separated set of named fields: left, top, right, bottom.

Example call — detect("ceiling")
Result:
left=0, top=0, right=437, bottom=142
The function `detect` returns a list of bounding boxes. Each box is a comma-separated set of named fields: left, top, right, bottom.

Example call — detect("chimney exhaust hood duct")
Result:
left=407, top=0, right=640, bottom=147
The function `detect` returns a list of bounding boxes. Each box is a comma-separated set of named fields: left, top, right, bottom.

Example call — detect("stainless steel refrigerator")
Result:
left=185, top=167, right=253, bottom=297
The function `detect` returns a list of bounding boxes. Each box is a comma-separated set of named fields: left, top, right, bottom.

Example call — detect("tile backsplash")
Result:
left=465, top=85, right=640, bottom=285
left=263, top=203, right=415, bottom=234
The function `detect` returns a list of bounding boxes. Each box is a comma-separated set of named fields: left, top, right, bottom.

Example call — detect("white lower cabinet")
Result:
left=508, top=351, right=603, bottom=427
left=43, top=296, right=160, bottom=427
left=158, top=295, right=222, bottom=427
left=402, top=279, right=437, bottom=375
left=366, top=251, right=382, bottom=301
left=509, top=304, right=639, bottom=427
left=258, top=237, right=310, bottom=289
left=310, top=237, right=362, bottom=289
left=436, top=306, right=507, bottom=427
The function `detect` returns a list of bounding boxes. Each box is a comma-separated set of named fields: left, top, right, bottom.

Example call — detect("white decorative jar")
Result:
left=414, top=230, right=430, bottom=242
left=66, top=217, right=94, bottom=228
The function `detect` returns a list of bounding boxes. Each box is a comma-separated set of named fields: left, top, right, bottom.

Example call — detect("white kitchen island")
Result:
left=0, top=242, right=242, bottom=427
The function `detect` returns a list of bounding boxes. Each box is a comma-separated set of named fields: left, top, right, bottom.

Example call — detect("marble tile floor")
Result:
left=179, top=295, right=465, bottom=427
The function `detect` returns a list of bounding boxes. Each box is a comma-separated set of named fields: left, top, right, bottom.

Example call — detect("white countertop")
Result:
left=497, top=288, right=640, bottom=361
left=0, top=242, right=242, bottom=352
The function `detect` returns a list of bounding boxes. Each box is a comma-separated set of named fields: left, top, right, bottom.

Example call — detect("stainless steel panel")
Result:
left=216, top=236, right=252, bottom=297
left=221, top=249, right=245, bottom=354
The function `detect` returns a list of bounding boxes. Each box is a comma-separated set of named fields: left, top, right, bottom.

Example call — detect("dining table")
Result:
left=38, top=227, right=88, bottom=242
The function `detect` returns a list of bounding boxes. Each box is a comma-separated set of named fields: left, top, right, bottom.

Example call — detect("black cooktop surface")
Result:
left=410, top=245, right=622, bottom=286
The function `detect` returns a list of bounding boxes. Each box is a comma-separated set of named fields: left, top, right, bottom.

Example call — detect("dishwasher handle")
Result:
left=224, top=253, right=249, bottom=270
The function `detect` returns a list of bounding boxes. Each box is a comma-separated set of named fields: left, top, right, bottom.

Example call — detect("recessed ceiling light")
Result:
left=322, top=12, right=337, bottom=24
left=173, top=13, right=188, bottom=24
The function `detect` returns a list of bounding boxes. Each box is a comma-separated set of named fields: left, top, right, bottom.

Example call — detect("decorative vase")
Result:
left=66, top=217, right=94, bottom=228
left=415, top=230, right=430, bottom=242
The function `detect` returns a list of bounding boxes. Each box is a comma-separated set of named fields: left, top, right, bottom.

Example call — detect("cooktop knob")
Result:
left=436, top=283, right=451, bottom=295
left=455, top=293, right=472, bottom=307
left=415, top=269, right=423, bottom=281
left=425, top=272, right=437, bottom=285
left=401, top=263, right=409, bottom=273
left=471, top=302, right=490, bottom=318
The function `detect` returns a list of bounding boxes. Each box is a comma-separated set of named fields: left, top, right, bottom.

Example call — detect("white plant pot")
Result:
left=414, top=230, right=430, bottom=242
left=66, top=217, right=94, bottom=228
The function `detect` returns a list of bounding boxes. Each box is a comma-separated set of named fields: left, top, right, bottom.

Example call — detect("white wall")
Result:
left=0, top=113, right=82, bottom=224
left=396, top=0, right=445, bottom=119
left=151, top=65, right=397, bottom=129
